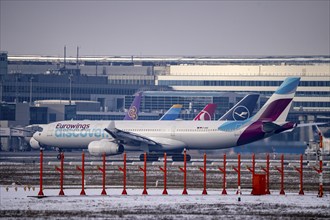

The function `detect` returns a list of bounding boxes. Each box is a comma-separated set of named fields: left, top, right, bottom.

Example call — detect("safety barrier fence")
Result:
left=34, top=149, right=326, bottom=198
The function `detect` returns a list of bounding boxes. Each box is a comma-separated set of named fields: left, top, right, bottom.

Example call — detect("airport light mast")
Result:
left=29, top=76, right=34, bottom=105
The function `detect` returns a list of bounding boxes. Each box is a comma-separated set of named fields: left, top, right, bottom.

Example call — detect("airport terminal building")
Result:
left=0, top=52, right=329, bottom=151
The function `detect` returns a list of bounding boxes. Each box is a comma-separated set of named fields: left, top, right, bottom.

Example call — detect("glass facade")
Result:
left=158, top=80, right=330, bottom=87
left=0, top=103, right=16, bottom=120
left=30, top=107, right=48, bottom=124
left=1, top=74, right=142, bottom=103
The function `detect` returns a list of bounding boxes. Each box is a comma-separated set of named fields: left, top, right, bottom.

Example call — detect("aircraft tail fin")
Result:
left=194, top=103, right=217, bottom=121
left=219, top=94, right=259, bottom=121
left=159, top=104, right=182, bottom=120
left=124, top=92, right=142, bottom=120
left=252, top=77, right=300, bottom=122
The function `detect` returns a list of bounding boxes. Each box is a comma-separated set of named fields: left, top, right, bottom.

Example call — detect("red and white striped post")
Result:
left=199, top=153, right=207, bottom=195
left=55, top=152, right=65, bottom=196
left=139, top=152, right=148, bottom=195
left=218, top=154, right=227, bottom=195
left=179, top=149, right=188, bottom=195
left=275, top=154, right=285, bottom=195
left=118, top=152, right=127, bottom=195
left=294, top=154, right=304, bottom=195
left=76, top=152, right=86, bottom=195
left=98, top=153, right=107, bottom=195
left=159, top=153, right=168, bottom=195
left=37, top=149, right=44, bottom=197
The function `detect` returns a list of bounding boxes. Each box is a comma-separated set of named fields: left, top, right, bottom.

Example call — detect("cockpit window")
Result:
left=34, top=126, right=43, bottom=132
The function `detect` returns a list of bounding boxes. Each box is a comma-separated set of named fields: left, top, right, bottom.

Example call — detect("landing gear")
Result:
left=139, top=152, right=192, bottom=162
left=139, top=153, right=159, bottom=162
left=172, top=154, right=191, bottom=162
left=56, top=148, right=63, bottom=160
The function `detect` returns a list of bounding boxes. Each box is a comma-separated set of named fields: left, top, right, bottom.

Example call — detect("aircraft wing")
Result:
left=104, top=121, right=158, bottom=146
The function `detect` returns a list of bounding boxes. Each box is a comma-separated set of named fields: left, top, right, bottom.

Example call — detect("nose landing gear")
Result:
left=56, top=148, right=63, bottom=160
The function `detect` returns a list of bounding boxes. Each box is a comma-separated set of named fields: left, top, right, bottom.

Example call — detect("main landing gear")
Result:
left=172, top=154, right=191, bottom=162
left=139, top=153, right=159, bottom=162
left=139, top=153, right=192, bottom=162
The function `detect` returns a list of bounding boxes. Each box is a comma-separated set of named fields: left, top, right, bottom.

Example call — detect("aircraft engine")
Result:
left=88, top=139, right=124, bottom=156
left=29, top=137, right=41, bottom=149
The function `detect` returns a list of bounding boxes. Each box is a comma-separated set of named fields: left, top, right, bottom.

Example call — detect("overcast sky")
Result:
left=0, top=0, right=329, bottom=57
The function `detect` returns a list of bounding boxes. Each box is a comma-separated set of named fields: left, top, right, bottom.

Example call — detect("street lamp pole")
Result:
left=69, top=74, right=72, bottom=105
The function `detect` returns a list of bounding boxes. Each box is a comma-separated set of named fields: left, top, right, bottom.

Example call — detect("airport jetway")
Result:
left=0, top=126, right=37, bottom=151
left=0, top=127, right=30, bottom=138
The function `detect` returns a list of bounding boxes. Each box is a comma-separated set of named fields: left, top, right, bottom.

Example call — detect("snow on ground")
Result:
left=1, top=186, right=329, bottom=219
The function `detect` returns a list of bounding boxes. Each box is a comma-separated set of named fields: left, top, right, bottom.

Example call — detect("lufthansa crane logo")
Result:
left=197, top=110, right=212, bottom=120
left=232, top=106, right=250, bottom=121
left=128, top=106, right=138, bottom=120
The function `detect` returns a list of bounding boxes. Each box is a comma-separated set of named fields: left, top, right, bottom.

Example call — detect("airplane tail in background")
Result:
left=194, top=104, right=217, bottom=121
left=159, top=104, right=183, bottom=120
left=219, top=94, right=259, bottom=121
left=251, top=77, right=301, bottom=123
left=124, top=92, right=142, bottom=120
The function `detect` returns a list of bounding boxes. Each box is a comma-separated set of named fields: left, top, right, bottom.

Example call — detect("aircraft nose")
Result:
left=33, top=131, right=41, bottom=141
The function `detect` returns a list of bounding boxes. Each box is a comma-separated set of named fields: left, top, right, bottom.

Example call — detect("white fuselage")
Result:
left=33, top=120, right=243, bottom=151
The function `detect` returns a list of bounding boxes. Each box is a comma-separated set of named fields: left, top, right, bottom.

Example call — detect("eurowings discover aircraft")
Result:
left=32, top=77, right=300, bottom=161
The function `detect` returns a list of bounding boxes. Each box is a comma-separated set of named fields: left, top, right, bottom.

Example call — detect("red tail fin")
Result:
left=194, top=104, right=217, bottom=121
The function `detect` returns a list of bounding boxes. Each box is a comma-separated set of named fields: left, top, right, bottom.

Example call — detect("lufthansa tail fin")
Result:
left=124, top=92, right=142, bottom=120
left=252, top=77, right=300, bottom=122
left=219, top=94, right=259, bottom=121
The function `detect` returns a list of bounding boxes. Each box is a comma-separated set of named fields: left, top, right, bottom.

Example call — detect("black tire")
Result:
left=139, top=154, right=159, bottom=162
left=172, top=154, right=191, bottom=162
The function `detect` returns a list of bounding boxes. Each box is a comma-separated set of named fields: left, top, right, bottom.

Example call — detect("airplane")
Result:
left=160, top=103, right=217, bottom=121
left=123, top=92, right=142, bottom=120
left=193, top=104, right=217, bottom=121
left=159, top=104, right=183, bottom=120
left=32, top=77, right=301, bottom=161
left=161, top=93, right=259, bottom=121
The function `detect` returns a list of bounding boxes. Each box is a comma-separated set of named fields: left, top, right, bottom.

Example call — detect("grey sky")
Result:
left=0, top=0, right=329, bottom=57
